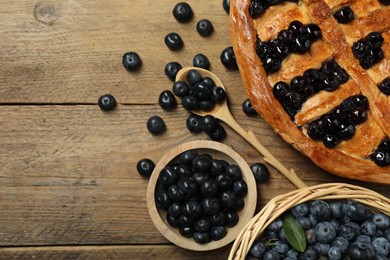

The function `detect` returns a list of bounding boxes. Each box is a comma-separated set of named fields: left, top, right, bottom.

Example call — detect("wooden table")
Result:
left=1, top=1, right=389, bottom=259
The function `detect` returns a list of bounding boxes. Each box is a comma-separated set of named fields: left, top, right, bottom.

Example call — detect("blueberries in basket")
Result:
left=155, top=150, right=248, bottom=244
left=165, top=32, right=184, bottom=51
left=250, top=162, right=270, bottom=183
left=165, top=61, right=182, bottom=81
left=172, top=2, right=193, bottom=23
left=98, top=94, right=117, bottom=111
left=147, top=115, right=166, bottom=135
left=136, top=158, right=155, bottom=178
left=122, top=51, right=142, bottom=71
left=197, top=19, right=214, bottom=37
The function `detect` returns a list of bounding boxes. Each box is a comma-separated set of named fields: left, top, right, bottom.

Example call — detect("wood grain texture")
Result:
left=1, top=0, right=390, bottom=258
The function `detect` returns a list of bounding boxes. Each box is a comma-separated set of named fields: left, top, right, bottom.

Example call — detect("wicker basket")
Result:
left=229, top=183, right=390, bottom=260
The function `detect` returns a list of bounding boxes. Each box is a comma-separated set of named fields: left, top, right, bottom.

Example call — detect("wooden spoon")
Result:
left=176, top=67, right=307, bottom=189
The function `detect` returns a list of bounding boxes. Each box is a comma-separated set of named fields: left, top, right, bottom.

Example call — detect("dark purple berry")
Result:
left=202, top=115, right=218, bottom=134
left=263, top=53, right=281, bottom=73
left=273, top=81, right=290, bottom=101
left=215, top=173, right=232, bottom=191
left=192, top=154, right=212, bottom=173
left=165, top=61, right=182, bottom=81
left=182, top=95, right=199, bottom=111
left=372, top=151, right=390, bottom=166
left=98, top=94, right=117, bottom=111
left=225, top=210, right=239, bottom=227
left=249, top=1, right=266, bottom=18
left=288, top=20, right=304, bottom=36
left=222, top=0, right=230, bottom=14
left=334, top=6, right=355, bottom=24
left=172, top=2, right=193, bottom=23
left=201, top=197, right=220, bottom=215
left=168, top=203, right=182, bottom=218
left=197, top=19, right=213, bottom=37
left=199, top=99, right=215, bottom=111
left=193, top=53, right=210, bottom=69
left=209, top=226, right=227, bottom=241
left=305, top=23, right=322, bottom=41
left=220, top=46, right=238, bottom=69
left=179, top=226, right=194, bottom=238
left=147, top=115, right=166, bottom=135
left=193, top=232, right=209, bottom=244
left=172, top=81, right=190, bottom=98
left=209, top=212, right=225, bottom=226
left=211, top=86, right=226, bottom=102
left=232, top=179, right=248, bottom=197
left=208, top=124, right=226, bottom=141
left=323, top=135, right=340, bottom=148
left=122, top=51, right=142, bottom=71
left=155, top=189, right=172, bottom=210
left=242, top=98, right=257, bottom=116
left=136, top=158, right=155, bottom=178
left=250, top=163, right=270, bottom=183
left=159, top=90, right=177, bottom=110
left=186, top=114, right=203, bottom=133
left=192, top=82, right=211, bottom=101
left=378, top=77, right=390, bottom=95
left=186, top=69, right=203, bottom=86
left=307, top=121, right=325, bottom=140
left=164, top=32, right=184, bottom=51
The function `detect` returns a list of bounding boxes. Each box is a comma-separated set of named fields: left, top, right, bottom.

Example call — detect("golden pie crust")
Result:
left=229, top=0, right=390, bottom=183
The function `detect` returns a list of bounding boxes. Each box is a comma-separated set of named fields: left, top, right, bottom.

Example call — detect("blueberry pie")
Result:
left=230, top=0, right=390, bottom=183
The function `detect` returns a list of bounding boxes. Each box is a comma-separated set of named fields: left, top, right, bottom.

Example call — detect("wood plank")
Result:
left=1, top=105, right=389, bottom=247
left=0, top=0, right=246, bottom=104
left=0, top=245, right=230, bottom=259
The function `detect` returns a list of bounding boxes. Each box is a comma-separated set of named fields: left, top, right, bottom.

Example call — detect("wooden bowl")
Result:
left=147, top=140, right=257, bottom=251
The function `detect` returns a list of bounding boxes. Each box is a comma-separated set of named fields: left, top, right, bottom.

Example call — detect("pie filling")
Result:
left=248, top=0, right=390, bottom=167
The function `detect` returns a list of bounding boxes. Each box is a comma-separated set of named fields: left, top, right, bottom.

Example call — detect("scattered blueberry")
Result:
left=208, top=124, right=227, bottom=141
left=220, top=46, right=238, bottom=69
left=147, top=115, right=166, bottom=135
left=172, top=2, right=193, bottom=23
left=186, top=113, right=203, bottom=133
left=193, top=53, right=211, bottom=69
left=122, top=51, right=142, bottom=71
left=197, top=19, right=214, bottom=37
left=250, top=163, right=270, bottom=183
left=159, top=90, right=177, bottom=110
left=136, top=158, right=155, bottom=178
left=165, top=61, right=182, bottom=81
left=165, top=32, right=184, bottom=50
left=222, top=0, right=230, bottom=14
left=98, top=94, right=117, bottom=111
left=242, top=98, right=257, bottom=116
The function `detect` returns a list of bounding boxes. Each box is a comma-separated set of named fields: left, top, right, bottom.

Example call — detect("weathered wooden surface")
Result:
left=1, top=0, right=390, bottom=258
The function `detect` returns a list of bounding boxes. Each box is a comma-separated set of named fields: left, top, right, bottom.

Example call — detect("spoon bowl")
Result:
left=176, top=67, right=307, bottom=189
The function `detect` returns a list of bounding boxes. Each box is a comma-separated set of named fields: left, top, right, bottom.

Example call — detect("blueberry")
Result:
left=136, top=158, right=155, bottom=178
left=242, top=98, right=257, bottom=116
left=159, top=90, right=177, bottom=110
left=179, top=214, right=194, bottom=227
left=378, top=77, right=390, bottom=95
left=177, top=176, right=198, bottom=195
left=222, top=0, right=230, bottom=14
left=220, top=190, right=238, bottom=209
left=199, top=99, right=215, bottom=111
left=208, top=124, right=227, bottom=141
left=98, top=94, right=117, bottom=111
left=164, top=32, right=184, bottom=50
left=250, top=162, right=270, bottom=183
left=147, top=115, right=166, bottom=135
left=300, top=247, right=319, bottom=260
left=192, top=172, right=208, bottom=185
left=327, top=246, right=342, bottom=260
left=192, top=154, right=212, bottom=173
left=179, top=150, right=198, bottom=165
left=331, top=236, right=349, bottom=254
left=209, top=160, right=225, bottom=177
left=305, top=23, right=322, bottom=41
left=209, top=225, right=227, bottom=241
left=155, top=189, right=172, bottom=210
left=211, top=86, right=226, bottom=102
left=272, top=241, right=290, bottom=257
left=288, top=20, right=304, bottom=36
left=193, top=232, right=209, bottom=244
left=192, top=82, right=211, bottom=101
left=172, top=81, right=190, bottom=98
left=225, top=210, right=239, bottom=227
left=296, top=216, right=312, bottom=230
left=182, top=200, right=201, bottom=219
left=273, top=81, right=290, bottom=101
left=232, top=179, right=248, bottom=197
left=220, top=46, right=238, bottom=69
left=249, top=1, right=266, bottom=18
left=168, top=185, right=184, bottom=202
left=194, top=218, right=211, bottom=232
left=307, top=121, right=325, bottom=140
left=372, top=237, right=390, bottom=256
left=329, top=201, right=343, bottom=218
left=314, top=242, right=330, bottom=256
left=361, top=220, right=377, bottom=236
left=179, top=226, right=194, bottom=238
left=262, top=53, right=281, bottom=73
left=315, top=222, right=337, bottom=243
left=202, top=115, right=218, bottom=134
left=291, top=203, right=309, bottom=217
left=182, top=95, right=199, bottom=111
left=339, top=223, right=359, bottom=241
left=347, top=241, right=376, bottom=260
left=172, top=2, right=193, bottom=23
left=373, top=213, right=390, bottom=230
left=262, top=250, right=280, bottom=260
left=186, top=69, right=203, bottom=86
left=122, top=51, right=142, bottom=71
left=209, top=211, right=225, bottom=226
left=166, top=213, right=180, bottom=228
left=193, top=53, right=210, bottom=69
left=379, top=138, right=390, bottom=152
left=165, top=61, right=182, bottom=81
left=201, top=197, right=220, bottom=215
left=292, top=36, right=311, bottom=54
left=232, top=197, right=245, bottom=211
left=159, top=166, right=178, bottom=187
left=199, top=179, right=218, bottom=198
left=356, top=234, right=371, bottom=243
left=343, top=200, right=367, bottom=222
left=197, top=19, right=213, bottom=37
left=225, top=164, right=242, bottom=181
left=168, top=203, right=182, bottom=218
left=333, top=6, right=355, bottom=24
left=186, top=113, right=203, bottom=133
left=337, top=124, right=355, bottom=140
left=372, top=151, right=390, bottom=166
left=323, top=135, right=340, bottom=149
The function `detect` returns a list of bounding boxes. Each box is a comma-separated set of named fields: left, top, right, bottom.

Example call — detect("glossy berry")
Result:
left=242, top=98, right=257, bottom=116
left=197, top=19, right=213, bottom=37
left=168, top=203, right=182, bottom=218
left=250, top=163, right=270, bottom=183
left=182, top=95, right=199, bottom=111
left=186, top=69, right=203, bottom=86
left=215, top=173, right=232, bottom=191
left=165, top=62, right=182, bottom=81
left=373, top=213, right=390, bottom=230
left=186, top=113, right=203, bottom=133
left=222, top=0, right=230, bottom=14
left=201, top=197, right=220, bottom=215
left=98, top=94, right=117, bottom=111
left=323, top=135, right=340, bottom=149
left=249, top=1, right=265, bottom=18
left=193, top=53, right=210, bottom=69
left=220, top=46, right=238, bottom=69
left=172, top=81, right=190, bottom=98
left=232, top=179, right=248, bottom=197
left=179, top=226, right=194, bottom=238
left=172, top=2, right=193, bottom=23
left=136, top=158, right=155, bottom=178
left=211, top=86, right=226, bottom=102
left=200, top=180, right=218, bottom=197
left=378, top=77, right=390, bottom=95
left=202, top=115, right=218, bottom=134
left=273, top=81, right=290, bottom=101
left=315, top=222, right=337, bottom=243
left=192, top=82, right=211, bottom=101
left=179, top=150, right=198, bottom=165
left=348, top=241, right=376, bottom=260
left=208, top=124, right=227, bottom=141
left=159, top=90, right=177, bottom=110
left=122, top=51, right=142, bottom=71
left=209, top=226, right=227, bottom=241
left=334, top=6, right=355, bottom=24
left=209, top=212, right=225, bottom=226
left=147, top=115, right=166, bottom=135
left=192, top=154, right=212, bottom=173
left=250, top=241, right=267, bottom=258
left=155, top=190, right=172, bottom=210
left=159, top=166, right=178, bottom=187
left=225, top=210, right=239, bottom=227
left=225, top=164, right=242, bottom=181
left=220, top=190, right=238, bottom=209
left=168, top=185, right=184, bottom=202
left=194, top=218, right=211, bottom=233
left=305, top=23, right=322, bottom=41
left=372, top=151, right=390, bottom=166
left=193, top=232, right=209, bottom=244
left=164, top=32, right=184, bottom=50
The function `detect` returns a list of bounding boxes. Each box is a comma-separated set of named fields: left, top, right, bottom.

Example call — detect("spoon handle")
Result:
left=219, top=112, right=307, bottom=189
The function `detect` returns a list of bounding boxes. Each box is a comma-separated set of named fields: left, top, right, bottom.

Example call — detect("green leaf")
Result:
left=282, top=214, right=307, bottom=252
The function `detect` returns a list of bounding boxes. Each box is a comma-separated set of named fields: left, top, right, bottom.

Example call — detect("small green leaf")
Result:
left=282, top=214, right=307, bottom=252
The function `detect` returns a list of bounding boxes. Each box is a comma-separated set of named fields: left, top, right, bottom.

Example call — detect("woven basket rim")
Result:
left=229, top=182, right=390, bottom=260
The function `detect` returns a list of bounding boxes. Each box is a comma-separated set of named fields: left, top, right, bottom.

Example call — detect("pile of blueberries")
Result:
left=247, top=199, right=390, bottom=260
left=255, top=20, right=322, bottom=74
left=273, top=59, right=349, bottom=118
left=155, top=150, right=248, bottom=244
left=352, top=32, right=384, bottom=69
left=307, top=95, right=369, bottom=149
